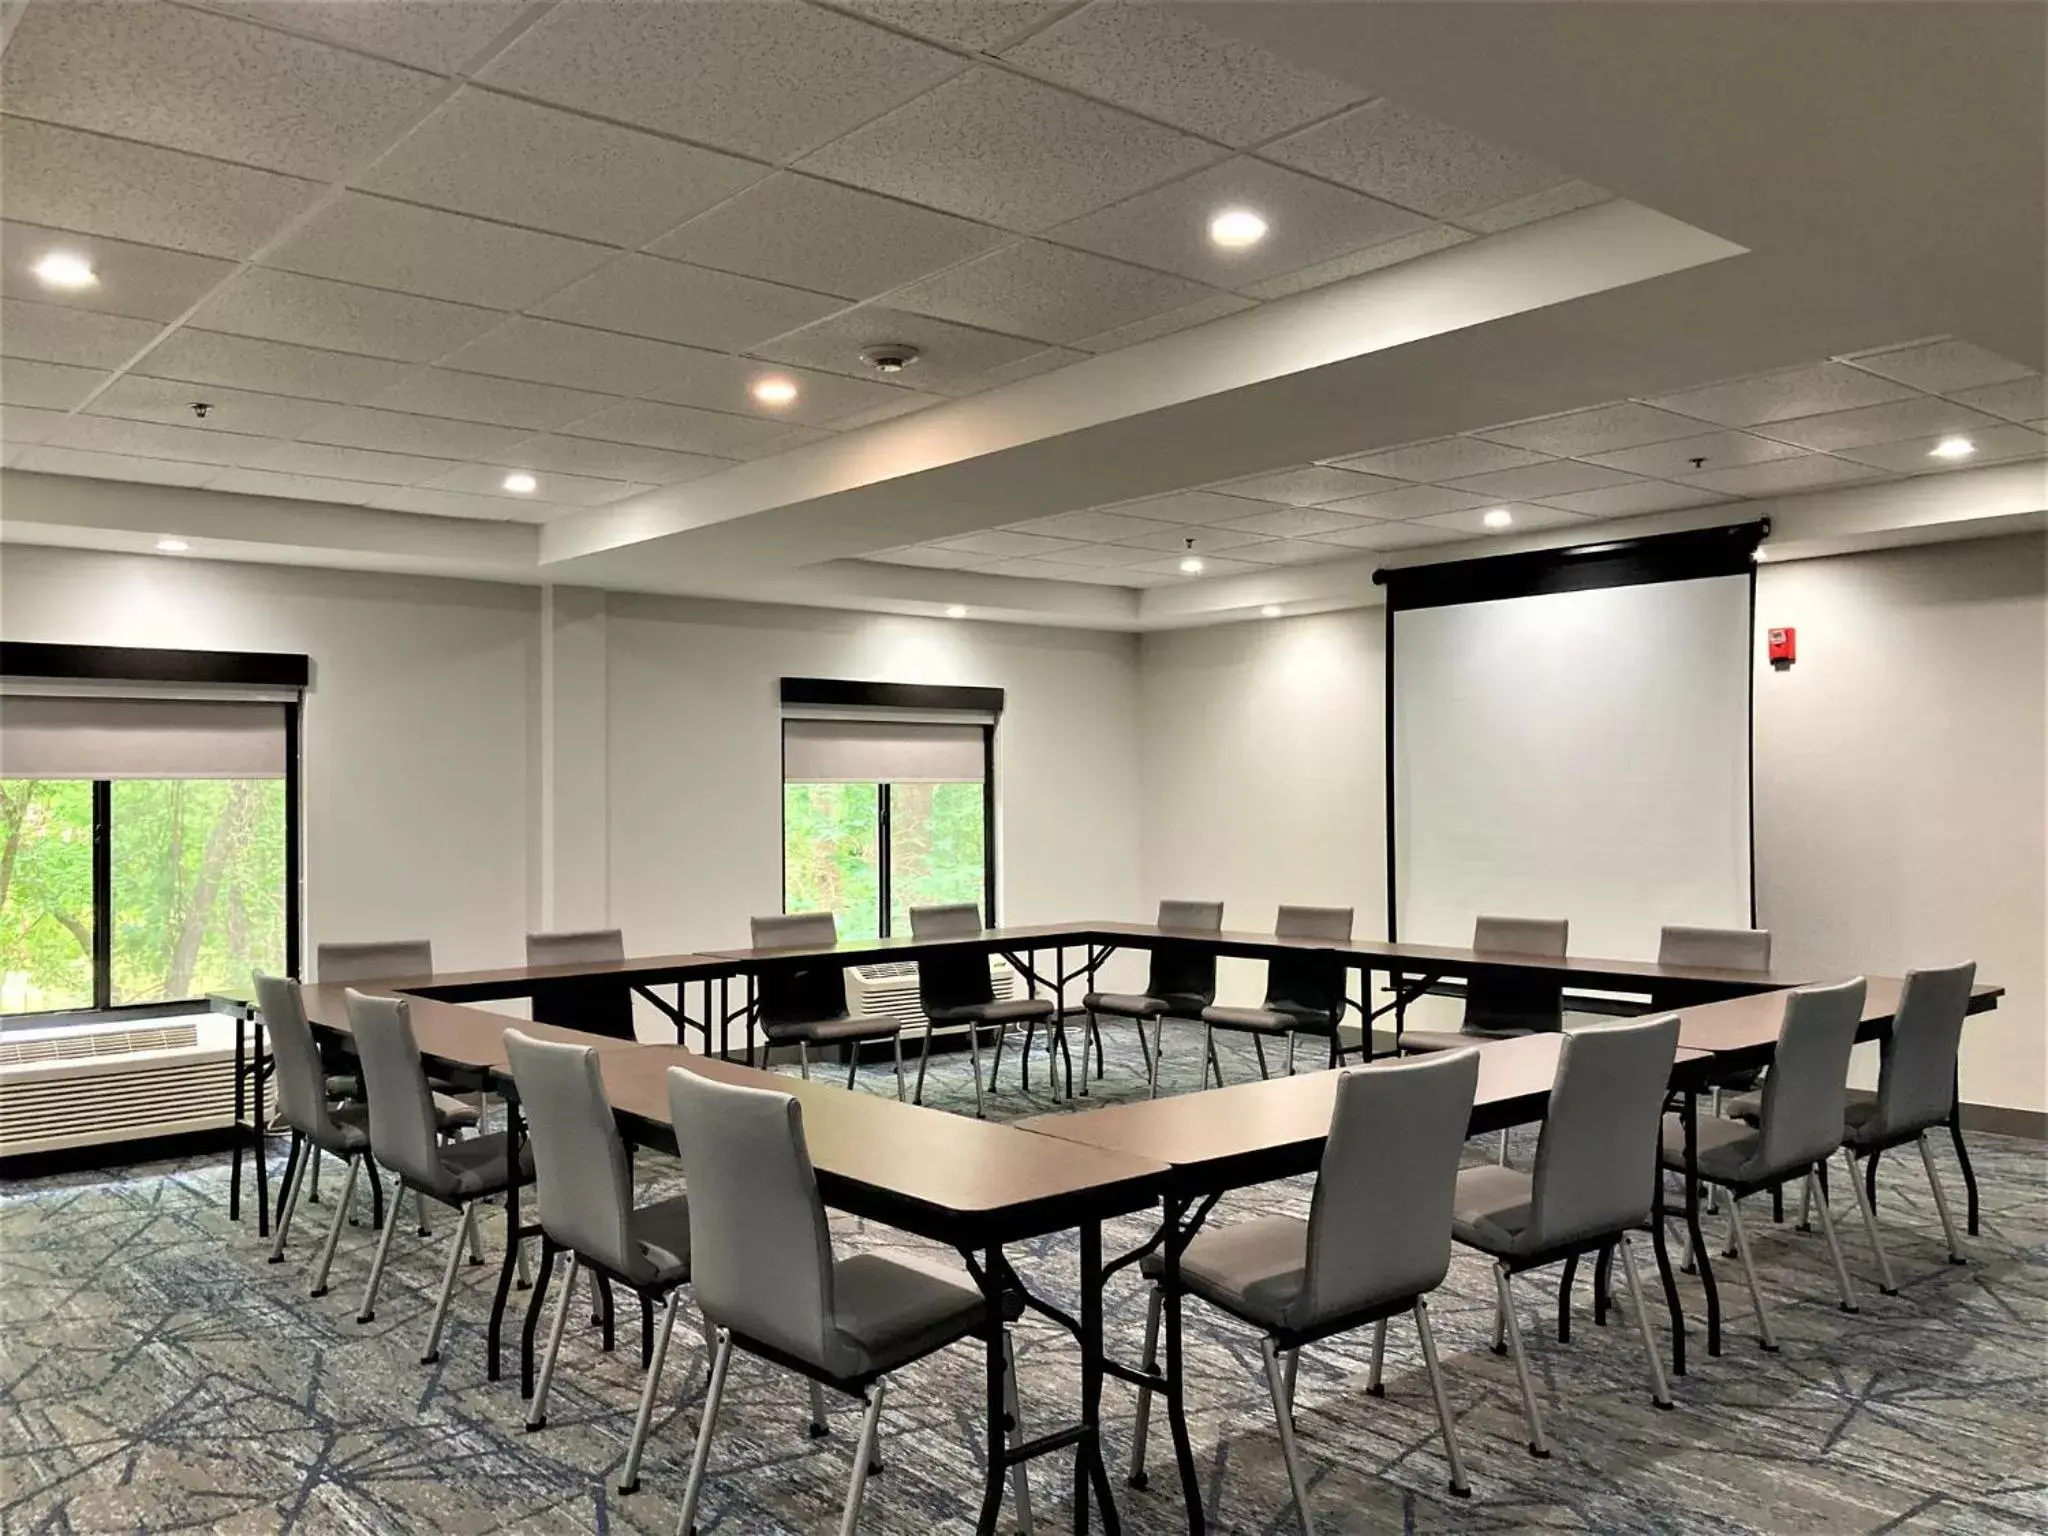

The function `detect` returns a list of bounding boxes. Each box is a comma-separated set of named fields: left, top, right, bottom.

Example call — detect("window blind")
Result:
left=782, top=719, right=985, bottom=784
left=0, top=696, right=289, bottom=779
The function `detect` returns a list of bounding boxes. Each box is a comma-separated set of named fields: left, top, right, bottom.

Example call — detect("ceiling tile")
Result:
left=247, top=439, right=460, bottom=484
left=1211, top=465, right=1405, bottom=506
left=367, top=484, right=552, bottom=520
left=1417, top=503, right=1588, bottom=535
left=1318, top=484, right=1495, bottom=520
left=1131, top=553, right=1268, bottom=579
left=1759, top=397, right=2003, bottom=453
left=262, top=194, right=613, bottom=310
left=1329, top=436, right=1552, bottom=482
left=0, top=221, right=236, bottom=324
left=1832, top=424, right=2046, bottom=473
left=1105, top=490, right=1272, bottom=525
left=1536, top=480, right=1732, bottom=518
left=1212, top=505, right=1377, bottom=539
left=365, top=369, right=615, bottom=432
left=886, top=240, right=1216, bottom=345
left=865, top=544, right=989, bottom=570
left=1050, top=156, right=1431, bottom=290
left=48, top=414, right=271, bottom=466
left=1263, top=99, right=1569, bottom=220
left=1675, top=455, right=1885, bottom=496
left=651, top=173, right=1005, bottom=303
left=85, top=376, right=333, bottom=439
left=188, top=268, right=502, bottom=362
left=0, top=359, right=110, bottom=410
left=1455, top=180, right=1613, bottom=235
left=562, top=400, right=832, bottom=460
left=1227, top=538, right=1360, bottom=566
left=415, top=462, right=653, bottom=505
left=753, top=306, right=1046, bottom=394
left=0, top=301, right=160, bottom=371
left=1113, top=524, right=1275, bottom=555
left=0, top=117, right=324, bottom=261
left=205, top=466, right=381, bottom=504
left=1477, top=402, right=1711, bottom=458
left=497, top=435, right=735, bottom=485
left=1053, top=563, right=1176, bottom=587
left=1017, top=541, right=1162, bottom=568
left=298, top=404, right=532, bottom=460
left=1582, top=430, right=1807, bottom=478
left=1843, top=338, right=2035, bottom=395
left=837, top=2, right=1071, bottom=54
left=481, top=0, right=964, bottom=162
left=0, top=0, right=446, bottom=180
left=798, top=67, right=1220, bottom=232
left=636, top=354, right=914, bottom=425
left=1073, top=292, right=1255, bottom=353
left=138, top=330, right=414, bottom=405
left=970, top=556, right=1103, bottom=581
left=931, top=530, right=1089, bottom=559
left=1443, top=461, right=1643, bottom=499
left=1007, top=509, right=1185, bottom=543
left=825, top=391, right=950, bottom=430
left=1948, top=375, right=2048, bottom=424
left=195, top=0, right=529, bottom=73
left=438, top=317, right=714, bottom=396
left=1238, top=224, right=1472, bottom=301
left=14, top=445, right=219, bottom=487
left=948, top=346, right=1087, bottom=394
left=0, top=406, right=69, bottom=445
left=1645, top=361, right=1921, bottom=427
left=1000, top=3, right=1366, bottom=147
left=534, top=255, right=843, bottom=354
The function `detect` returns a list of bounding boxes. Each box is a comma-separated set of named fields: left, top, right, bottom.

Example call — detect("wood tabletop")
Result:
left=1672, top=976, right=2005, bottom=1060
left=398, top=953, right=735, bottom=998
left=299, top=981, right=645, bottom=1074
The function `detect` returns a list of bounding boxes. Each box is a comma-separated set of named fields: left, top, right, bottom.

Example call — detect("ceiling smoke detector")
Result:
left=859, top=344, right=921, bottom=374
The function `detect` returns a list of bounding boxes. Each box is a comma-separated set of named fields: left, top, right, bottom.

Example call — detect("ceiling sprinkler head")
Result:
left=859, top=344, right=920, bottom=374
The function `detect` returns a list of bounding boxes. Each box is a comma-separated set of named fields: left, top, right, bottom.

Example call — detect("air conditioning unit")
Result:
left=0, top=1014, right=241, bottom=1158
left=844, top=958, right=1024, bottom=1040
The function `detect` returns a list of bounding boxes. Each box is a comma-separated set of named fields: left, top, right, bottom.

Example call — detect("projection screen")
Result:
left=1388, top=532, right=1757, bottom=961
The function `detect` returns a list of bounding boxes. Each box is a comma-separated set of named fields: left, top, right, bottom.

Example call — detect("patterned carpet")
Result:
left=2, top=1022, right=2044, bottom=1535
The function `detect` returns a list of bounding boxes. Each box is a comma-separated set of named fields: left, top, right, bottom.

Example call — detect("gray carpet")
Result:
left=2, top=1023, right=2043, bottom=1534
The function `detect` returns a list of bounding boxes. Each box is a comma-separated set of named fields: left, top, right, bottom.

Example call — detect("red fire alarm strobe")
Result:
left=1768, top=627, right=1796, bottom=669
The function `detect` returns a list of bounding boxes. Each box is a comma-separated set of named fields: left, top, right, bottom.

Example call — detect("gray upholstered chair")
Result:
left=1130, top=1050, right=1482, bottom=1530
left=526, top=927, right=637, bottom=1041
left=908, top=902, right=1054, bottom=1117
left=348, top=989, right=535, bottom=1364
left=506, top=1029, right=698, bottom=1495
left=317, top=938, right=479, bottom=1122
left=1657, top=978, right=1867, bottom=1351
left=751, top=912, right=904, bottom=1097
left=1082, top=899, right=1223, bottom=1099
left=1452, top=1014, right=1681, bottom=1454
left=1464, top=914, right=1569, bottom=1037
left=1658, top=924, right=1772, bottom=973
left=665, top=1065, right=1031, bottom=1536
left=1201, top=905, right=1353, bottom=1083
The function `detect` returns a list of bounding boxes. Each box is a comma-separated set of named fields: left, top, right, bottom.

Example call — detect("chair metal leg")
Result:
left=914, top=1029, right=931, bottom=1105
left=837, top=1380, right=887, bottom=1536
left=1003, top=1329, right=1034, bottom=1534
left=1618, top=1233, right=1674, bottom=1404
left=308, top=1145, right=322, bottom=1204
left=1809, top=1167, right=1860, bottom=1313
left=799, top=1042, right=811, bottom=1080
left=1283, top=1347, right=1298, bottom=1421
left=466, top=1193, right=486, bottom=1266
left=810, top=1380, right=830, bottom=1438
left=1494, top=1265, right=1548, bottom=1457
left=268, top=1134, right=312, bottom=1263
left=1412, top=1299, right=1471, bottom=1497
left=675, top=1330, right=733, bottom=1536
left=517, top=1227, right=532, bottom=1290
left=1797, top=1169, right=1814, bottom=1232
left=1261, top=1337, right=1315, bottom=1535
left=845, top=1045, right=858, bottom=1090
left=969, top=1023, right=987, bottom=1119
left=1841, top=1148, right=1898, bottom=1294
left=1128, top=1287, right=1161, bottom=1487
left=416, top=1184, right=432, bottom=1238
left=1201, top=1024, right=1220, bottom=1088
left=892, top=1031, right=904, bottom=1102
left=1919, top=1133, right=1966, bottom=1263
left=357, top=1176, right=404, bottom=1323
left=528, top=1253, right=581, bottom=1428
left=990, top=1021, right=1008, bottom=1086
left=1252, top=1034, right=1270, bottom=1081
left=1367, top=1318, right=1387, bottom=1397
left=309, top=1153, right=362, bottom=1298
left=1147, top=1014, right=1165, bottom=1098
left=1724, top=1195, right=1778, bottom=1352
left=1497, top=1129, right=1510, bottom=1166
left=422, top=1201, right=476, bottom=1364
left=1285, top=1031, right=1298, bottom=1076
left=619, top=1289, right=680, bottom=1493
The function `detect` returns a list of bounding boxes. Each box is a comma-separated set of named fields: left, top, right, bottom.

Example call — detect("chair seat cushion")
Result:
left=1452, top=1164, right=1537, bottom=1257
left=432, top=1130, right=536, bottom=1199
left=1659, top=1112, right=1766, bottom=1186
left=1140, top=1215, right=1309, bottom=1330
left=1723, top=1090, right=1763, bottom=1123
left=927, top=996, right=1057, bottom=1028
left=629, top=1193, right=692, bottom=1286
left=1083, top=992, right=1168, bottom=1019
left=1840, top=1098, right=1891, bottom=1149
left=1202, top=1005, right=1309, bottom=1035
left=1394, top=1028, right=1482, bottom=1054
left=431, top=1093, right=480, bottom=1130
left=765, top=1014, right=900, bottom=1046
left=828, top=1250, right=984, bottom=1377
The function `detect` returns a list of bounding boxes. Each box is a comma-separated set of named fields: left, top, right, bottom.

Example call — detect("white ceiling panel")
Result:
left=1112, top=524, right=1276, bottom=555
left=932, top=529, right=1089, bottom=559
left=195, top=0, right=531, bottom=74
left=1832, top=424, right=2046, bottom=473
left=1227, top=538, right=1359, bottom=566
left=496, top=435, right=735, bottom=486
left=1843, top=338, right=2035, bottom=395
left=969, top=556, right=1103, bottom=580
left=635, top=353, right=915, bottom=426
left=364, top=368, right=615, bottom=432
left=534, top=255, right=844, bottom=354
left=48, top=414, right=272, bottom=467
left=1238, top=224, right=1472, bottom=301
left=1329, top=436, right=1552, bottom=482
left=189, top=268, right=501, bottom=362
left=1950, top=375, right=2048, bottom=423
left=836, top=1, right=1071, bottom=54
left=297, top=405, right=531, bottom=461
left=1442, top=461, right=1642, bottom=499
left=1456, top=180, right=1613, bottom=235
left=205, top=466, right=382, bottom=504
left=865, top=544, right=988, bottom=570
left=1000, top=2, right=1366, bottom=148
left=1317, top=484, right=1496, bottom=521
left=0, top=406, right=68, bottom=445
left=480, top=0, right=964, bottom=162
left=798, top=67, right=1220, bottom=231
left=826, top=391, right=950, bottom=430
left=1014, top=541, right=1162, bottom=568
left=563, top=400, right=831, bottom=460
left=247, top=439, right=462, bottom=484
left=1104, top=490, right=1273, bottom=525
left=1759, top=396, right=2003, bottom=453
left=415, top=463, right=653, bottom=506
left=0, top=301, right=160, bottom=371
left=1417, top=502, right=1587, bottom=535
left=1581, top=429, right=1806, bottom=478
left=438, top=317, right=717, bottom=397
left=368, top=484, right=555, bottom=521
left=1645, top=361, right=1921, bottom=427
left=1007, top=509, right=1186, bottom=543
left=1073, top=292, right=1255, bottom=353
left=1476, top=401, right=1711, bottom=457
left=1050, top=156, right=1431, bottom=290
left=1212, top=504, right=1377, bottom=539
left=1263, top=99, right=1569, bottom=220
left=0, top=222, right=236, bottom=324
left=137, top=330, right=414, bottom=405
left=1131, top=553, right=1268, bottom=579
left=886, top=240, right=1217, bottom=345
left=0, top=0, right=447, bottom=181
left=651, top=173, right=1006, bottom=303
left=0, top=117, right=324, bottom=261
left=1051, top=563, right=1177, bottom=587
left=0, top=359, right=111, bottom=410
left=752, top=306, right=1047, bottom=394
left=1210, top=464, right=1406, bottom=506
left=1676, top=455, right=1885, bottom=496
left=947, top=345, right=1087, bottom=395
left=1307, top=518, right=1493, bottom=551
left=13, top=445, right=219, bottom=487
left=1535, top=480, right=1730, bottom=518
left=85, top=375, right=334, bottom=439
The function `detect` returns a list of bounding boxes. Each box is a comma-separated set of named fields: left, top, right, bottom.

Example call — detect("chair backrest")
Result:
left=1870, top=962, right=1976, bottom=1138
left=504, top=1028, right=636, bottom=1271
left=1267, top=904, right=1352, bottom=1024
left=667, top=1065, right=836, bottom=1369
left=751, top=912, right=849, bottom=1027
left=1527, top=1013, right=1681, bottom=1249
left=910, top=903, right=993, bottom=1013
left=1149, top=898, right=1223, bottom=1008
left=318, top=939, right=433, bottom=984
left=253, top=972, right=347, bottom=1148
left=1301, top=1048, right=1479, bottom=1324
left=526, top=928, right=635, bottom=1039
left=1756, top=977, right=1867, bottom=1174
left=1659, top=925, right=1773, bottom=972
left=1466, top=915, right=1567, bottom=1035
left=345, top=989, right=447, bottom=1190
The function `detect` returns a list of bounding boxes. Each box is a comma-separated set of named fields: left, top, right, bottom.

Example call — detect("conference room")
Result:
left=1, top=2, right=2042, bottom=1533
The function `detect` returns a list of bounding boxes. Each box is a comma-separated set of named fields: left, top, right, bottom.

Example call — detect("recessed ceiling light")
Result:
left=155, top=538, right=189, bottom=553
left=1482, top=507, right=1514, bottom=529
left=1928, top=436, right=1976, bottom=460
left=1207, top=207, right=1269, bottom=249
left=1179, top=556, right=1205, bottom=575
left=33, top=251, right=97, bottom=291
left=1752, top=547, right=1769, bottom=562
left=1261, top=604, right=1283, bottom=618
left=502, top=471, right=538, bottom=494
left=944, top=604, right=968, bottom=619
left=751, top=376, right=799, bottom=407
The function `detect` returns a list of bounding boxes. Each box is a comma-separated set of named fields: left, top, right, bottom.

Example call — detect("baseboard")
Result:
left=1845, top=1087, right=2045, bottom=1141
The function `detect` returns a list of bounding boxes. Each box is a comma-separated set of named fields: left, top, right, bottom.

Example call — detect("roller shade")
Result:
left=782, top=719, right=985, bottom=784
left=0, top=696, right=288, bottom=779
